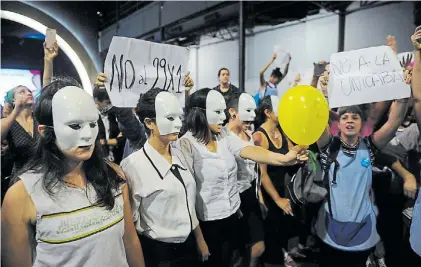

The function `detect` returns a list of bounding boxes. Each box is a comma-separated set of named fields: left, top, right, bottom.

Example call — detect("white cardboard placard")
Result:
left=327, top=46, right=410, bottom=108
left=104, top=37, right=190, bottom=107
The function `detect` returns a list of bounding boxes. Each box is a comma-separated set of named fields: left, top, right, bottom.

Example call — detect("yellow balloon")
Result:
left=278, top=85, right=329, bottom=145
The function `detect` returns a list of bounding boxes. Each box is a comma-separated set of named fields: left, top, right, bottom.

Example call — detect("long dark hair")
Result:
left=254, top=95, right=273, bottom=129
left=18, top=76, right=123, bottom=210
left=184, top=88, right=213, bottom=145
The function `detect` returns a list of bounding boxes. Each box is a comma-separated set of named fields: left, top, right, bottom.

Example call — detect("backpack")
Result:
left=286, top=137, right=342, bottom=208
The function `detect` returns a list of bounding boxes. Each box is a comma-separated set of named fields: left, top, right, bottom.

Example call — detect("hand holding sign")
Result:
left=183, top=72, right=194, bottom=91
left=104, top=37, right=190, bottom=107
left=95, top=73, right=106, bottom=89
left=411, top=26, right=421, bottom=50
left=44, top=40, right=59, bottom=62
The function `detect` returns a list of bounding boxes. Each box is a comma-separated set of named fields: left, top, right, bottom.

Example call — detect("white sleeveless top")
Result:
left=20, top=171, right=129, bottom=267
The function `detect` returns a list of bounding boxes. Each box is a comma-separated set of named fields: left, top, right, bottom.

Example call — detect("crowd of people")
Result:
left=1, top=24, right=421, bottom=267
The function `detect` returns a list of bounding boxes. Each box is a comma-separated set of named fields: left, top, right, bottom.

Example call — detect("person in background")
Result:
left=253, top=95, right=301, bottom=267
left=93, top=87, right=126, bottom=164
left=257, top=53, right=291, bottom=101
left=1, top=77, right=144, bottom=267
left=0, top=39, right=59, bottom=184
left=408, top=25, right=421, bottom=261
left=121, top=86, right=209, bottom=267
left=213, top=68, right=240, bottom=97
left=225, top=91, right=266, bottom=267
left=1, top=85, right=38, bottom=181
left=176, top=88, right=307, bottom=267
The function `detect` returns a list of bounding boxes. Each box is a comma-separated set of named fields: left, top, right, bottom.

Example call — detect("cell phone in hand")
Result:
left=314, top=62, right=328, bottom=77
left=45, top=28, right=56, bottom=49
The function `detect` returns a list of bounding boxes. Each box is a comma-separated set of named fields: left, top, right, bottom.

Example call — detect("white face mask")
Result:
left=270, top=95, right=280, bottom=117
left=155, top=91, right=183, bottom=135
left=206, top=90, right=226, bottom=124
left=238, top=93, right=256, bottom=122
left=52, top=86, right=99, bottom=150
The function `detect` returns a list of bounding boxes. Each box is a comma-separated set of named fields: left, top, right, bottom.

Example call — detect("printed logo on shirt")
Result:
left=38, top=200, right=124, bottom=244
left=361, top=158, right=370, bottom=168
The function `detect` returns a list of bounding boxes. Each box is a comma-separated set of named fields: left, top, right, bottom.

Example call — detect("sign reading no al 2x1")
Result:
left=104, top=37, right=190, bottom=107
left=327, top=46, right=410, bottom=108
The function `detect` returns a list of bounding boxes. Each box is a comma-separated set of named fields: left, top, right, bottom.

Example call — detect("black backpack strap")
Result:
left=322, top=136, right=341, bottom=216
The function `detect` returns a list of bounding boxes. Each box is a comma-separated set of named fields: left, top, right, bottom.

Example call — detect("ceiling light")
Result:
left=0, top=10, right=93, bottom=95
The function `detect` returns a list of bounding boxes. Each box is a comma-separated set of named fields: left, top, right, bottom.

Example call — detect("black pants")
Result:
left=199, top=213, right=240, bottom=267
left=319, top=240, right=373, bottom=267
left=262, top=200, right=293, bottom=264
left=239, top=183, right=265, bottom=246
left=138, top=233, right=198, bottom=267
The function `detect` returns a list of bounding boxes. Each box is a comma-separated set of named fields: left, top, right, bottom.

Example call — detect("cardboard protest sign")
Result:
left=327, top=46, right=410, bottom=108
left=104, top=37, right=190, bottom=107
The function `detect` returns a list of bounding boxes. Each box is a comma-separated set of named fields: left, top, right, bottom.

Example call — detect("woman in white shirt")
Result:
left=225, top=91, right=266, bottom=267
left=1, top=77, right=144, bottom=267
left=176, top=88, right=307, bottom=267
left=120, top=87, right=209, bottom=267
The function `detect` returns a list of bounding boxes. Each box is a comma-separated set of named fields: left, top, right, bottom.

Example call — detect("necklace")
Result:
left=270, top=130, right=280, bottom=139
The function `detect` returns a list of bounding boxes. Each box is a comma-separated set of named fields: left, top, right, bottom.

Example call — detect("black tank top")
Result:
left=255, top=127, right=297, bottom=198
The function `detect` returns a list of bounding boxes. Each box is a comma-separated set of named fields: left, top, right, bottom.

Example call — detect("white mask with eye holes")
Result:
left=206, top=90, right=226, bottom=124
left=270, top=95, right=280, bottom=117
left=155, top=91, right=183, bottom=135
left=238, top=93, right=256, bottom=122
left=52, top=86, right=99, bottom=150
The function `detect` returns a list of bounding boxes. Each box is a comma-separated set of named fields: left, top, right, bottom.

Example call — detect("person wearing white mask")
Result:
left=1, top=77, right=144, bottom=267
left=176, top=88, right=308, bottom=267
left=120, top=86, right=210, bottom=266
left=225, top=91, right=266, bottom=267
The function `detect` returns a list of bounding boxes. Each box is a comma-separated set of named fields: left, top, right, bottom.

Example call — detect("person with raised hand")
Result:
left=42, top=40, right=59, bottom=87
left=314, top=67, right=408, bottom=266
left=409, top=25, right=421, bottom=259
left=256, top=53, right=291, bottom=102
left=1, top=85, right=38, bottom=182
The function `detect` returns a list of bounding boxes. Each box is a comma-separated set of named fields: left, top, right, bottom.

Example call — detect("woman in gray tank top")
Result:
left=1, top=77, right=145, bottom=267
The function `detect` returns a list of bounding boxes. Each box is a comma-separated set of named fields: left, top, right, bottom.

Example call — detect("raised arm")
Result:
left=42, top=41, right=59, bottom=88
left=260, top=53, right=277, bottom=88
left=372, top=100, right=408, bottom=150
left=411, top=26, right=421, bottom=133
left=281, top=54, right=291, bottom=83
left=368, top=101, right=392, bottom=128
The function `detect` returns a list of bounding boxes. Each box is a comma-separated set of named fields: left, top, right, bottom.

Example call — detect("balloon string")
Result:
left=307, top=150, right=317, bottom=172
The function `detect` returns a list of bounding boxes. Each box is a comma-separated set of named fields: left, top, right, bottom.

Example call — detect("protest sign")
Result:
left=104, top=37, right=190, bottom=107
left=327, top=46, right=410, bottom=108
left=273, top=45, right=290, bottom=68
